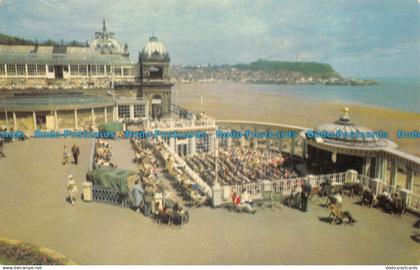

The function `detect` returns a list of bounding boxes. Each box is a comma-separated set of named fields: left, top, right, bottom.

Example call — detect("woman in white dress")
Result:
left=67, top=174, right=78, bottom=205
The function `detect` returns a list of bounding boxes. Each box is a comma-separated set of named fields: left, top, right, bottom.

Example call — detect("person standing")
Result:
left=143, top=183, right=154, bottom=217
left=71, top=144, right=80, bottom=165
left=67, top=174, right=78, bottom=205
left=63, top=146, right=70, bottom=165
left=132, top=180, right=144, bottom=213
left=0, top=139, right=5, bottom=158
left=301, top=180, right=312, bottom=212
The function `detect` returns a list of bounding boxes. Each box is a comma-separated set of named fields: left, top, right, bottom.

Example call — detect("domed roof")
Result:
left=90, top=20, right=127, bottom=55
left=309, top=108, right=396, bottom=149
left=141, top=36, right=169, bottom=60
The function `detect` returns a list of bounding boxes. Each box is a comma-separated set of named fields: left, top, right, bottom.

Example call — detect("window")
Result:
left=48, top=65, right=54, bottom=73
left=70, top=65, right=78, bottom=76
left=79, top=65, right=87, bottom=76
left=63, top=66, right=69, bottom=72
left=7, top=64, right=16, bottom=76
left=149, top=66, right=163, bottom=79
left=113, top=67, right=122, bottom=76
left=123, top=68, right=129, bottom=76
left=16, top=64, right=25, bottom=75
left=197, top=135, right=209, bottom=153
left=37, top=65, right=46, bottom=76
left=134, top=104, right=145, bottom=118
left=28, top=64, right=36, bottom=76
left=118, top=105, right=130, bottom=119
left=97, top=65, right=105, bottom=75
left=105, top=65, right=111, bottom=75
left=89, top=65, right=96, bottom=76
left=0, top=64, right=5, bottom=76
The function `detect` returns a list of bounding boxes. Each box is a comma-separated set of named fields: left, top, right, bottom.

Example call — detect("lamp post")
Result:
left=214, top=133, right=218, bottom=185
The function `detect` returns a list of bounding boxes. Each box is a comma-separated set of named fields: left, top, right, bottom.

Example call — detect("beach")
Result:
left=173, top=82, right=420, bottom=157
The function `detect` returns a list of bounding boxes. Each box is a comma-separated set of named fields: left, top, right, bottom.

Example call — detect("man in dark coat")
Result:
left=71, top=144, right=80, bottom=165
left=301, top=180, right=312, bottom=212
left=0, top=139, right=5, bottom=158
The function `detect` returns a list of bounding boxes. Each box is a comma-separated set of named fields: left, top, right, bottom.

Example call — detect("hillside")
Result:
left=234, top=59, right=339, bottom=79
left=0, top=32, right=86, bottom=47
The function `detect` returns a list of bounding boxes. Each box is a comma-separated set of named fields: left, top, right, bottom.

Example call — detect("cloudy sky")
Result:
left=0, top=0, right=419, bottom=77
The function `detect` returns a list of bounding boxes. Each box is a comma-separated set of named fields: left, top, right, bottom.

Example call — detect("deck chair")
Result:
left=328, top=205, right=343, bottom=224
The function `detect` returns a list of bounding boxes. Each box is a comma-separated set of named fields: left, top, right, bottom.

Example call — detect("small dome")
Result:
left=310, top=108, right=396, bottom=149
left=141, top=36, right=169, bottom=60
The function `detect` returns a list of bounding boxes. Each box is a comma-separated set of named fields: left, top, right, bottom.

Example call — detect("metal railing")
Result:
left=221, top=172, right=348, bottom=203
left=407, top=193, right=420, bottom=211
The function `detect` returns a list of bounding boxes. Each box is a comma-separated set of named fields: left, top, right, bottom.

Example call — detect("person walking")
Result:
left=301, top=180, right=312, bottom=212
left=71, top=144, right=80, bottom=165
left=67, top=174, right=78, bottom=205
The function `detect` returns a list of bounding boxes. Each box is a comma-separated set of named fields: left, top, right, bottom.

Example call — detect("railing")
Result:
left=92, top=185, right=129, bottom=207
left=88, top=139, right=96, bottom=171
left=228, top=182, right=262, bottom=200
left=218, top=172, right=348, bottom=205
left=171, top=103, right=193, bottom=120
left=406, top=193, right=420, bottom=212
left=214, top=170, right=420, bottom=214
left=272, top=178, right=304, bottom=194
left=149, top=117, right=216, bottom=130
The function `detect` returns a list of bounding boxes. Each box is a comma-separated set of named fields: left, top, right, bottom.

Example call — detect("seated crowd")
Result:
left=131, top=137, right=159, bottom=180
left=94, top=139, right=116, bottom=168
left=185, top=145, right=298, bottom=187
left=129, top=138, right=194, bottom=225
left=361, top=187, right=406, bottom=216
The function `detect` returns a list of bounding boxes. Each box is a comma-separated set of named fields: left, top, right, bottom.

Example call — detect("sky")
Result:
left=0, top=0, right=419, bottom=78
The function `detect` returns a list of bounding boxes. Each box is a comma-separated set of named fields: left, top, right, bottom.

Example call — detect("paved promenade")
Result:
left=0, top=138, right=419, bottom=264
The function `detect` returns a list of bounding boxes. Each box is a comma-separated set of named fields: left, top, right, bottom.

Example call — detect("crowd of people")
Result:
left=160, top=146, right=208, bottom=206
left=132, top=138, right=159, bottom=180
left=94, top=140, right=116, bottom=168
left=361, top=187, right=406, bottom=216
left=185, top=145, right=299, bottom=187
left=129, top=137, right=191, bottom=225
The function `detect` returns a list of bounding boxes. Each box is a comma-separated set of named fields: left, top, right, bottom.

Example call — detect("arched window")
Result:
left=149, top=66, right=163, bottom=79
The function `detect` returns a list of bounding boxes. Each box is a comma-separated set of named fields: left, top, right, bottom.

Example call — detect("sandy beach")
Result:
left=173, top=82, right=420, bottom=157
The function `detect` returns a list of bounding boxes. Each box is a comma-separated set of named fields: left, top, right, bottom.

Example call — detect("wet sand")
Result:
left=173, top=82, right=420, bottom=157
left=0, top=138, right=419, bottom=265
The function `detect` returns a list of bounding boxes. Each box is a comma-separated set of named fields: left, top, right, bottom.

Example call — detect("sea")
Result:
left=249, top=78, right=420, bottom=114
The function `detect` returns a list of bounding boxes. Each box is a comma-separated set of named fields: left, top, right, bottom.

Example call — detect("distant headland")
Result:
left=172, top=59, right=378, bottom=86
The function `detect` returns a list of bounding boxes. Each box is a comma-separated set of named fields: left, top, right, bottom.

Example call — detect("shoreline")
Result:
left=173, top=82, right=420, bottom=157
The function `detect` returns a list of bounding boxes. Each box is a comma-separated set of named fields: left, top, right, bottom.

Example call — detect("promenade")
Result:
left=0, top=138, right=418, bottom=264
